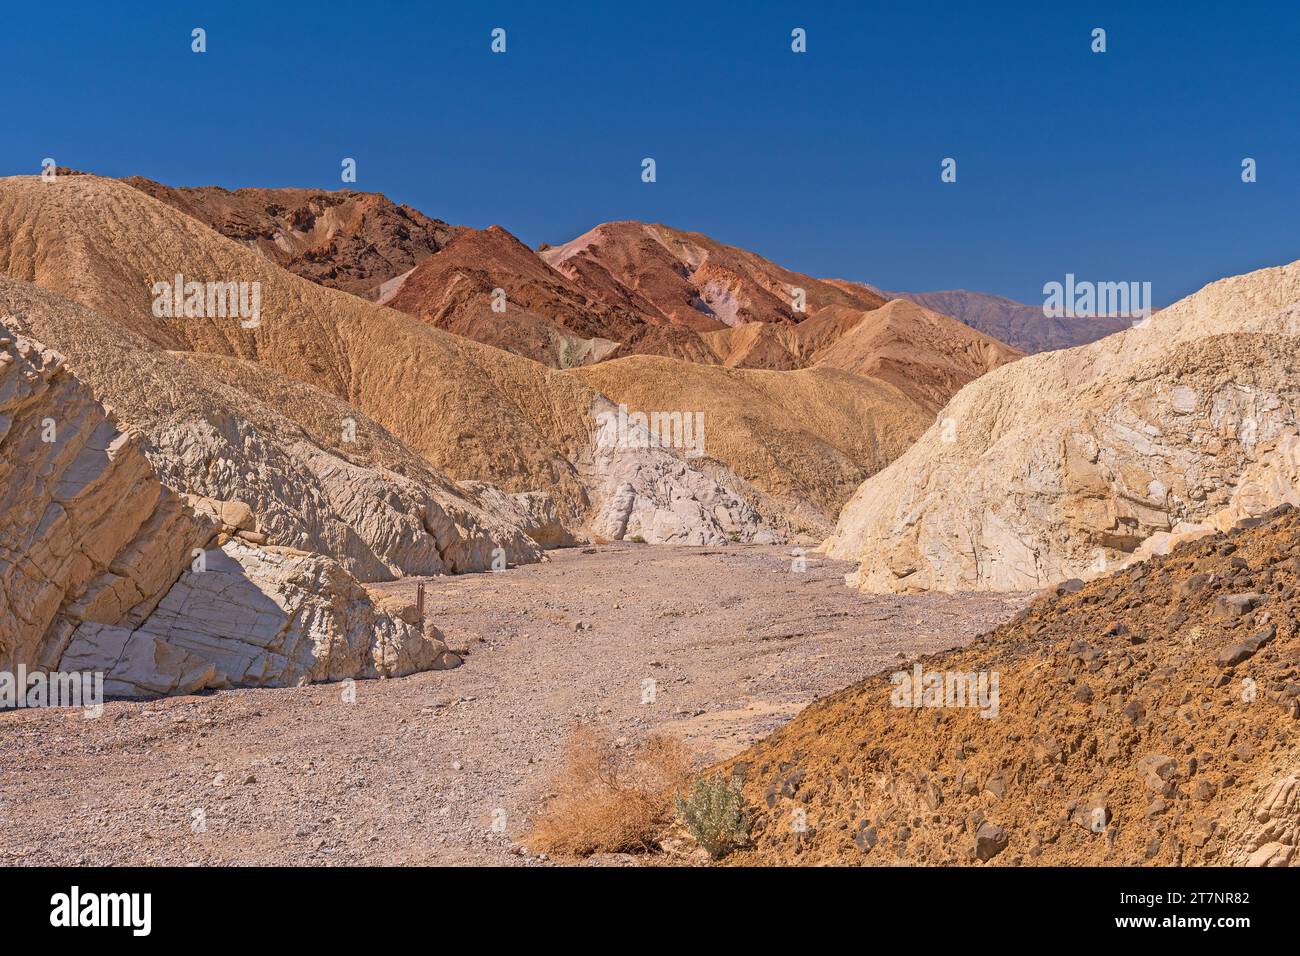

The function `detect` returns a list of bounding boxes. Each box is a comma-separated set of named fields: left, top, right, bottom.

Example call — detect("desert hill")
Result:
left=701, top=299, right=1022, bottom=412
left=570, top=356, right=931, bottom=526
left=0, top=174, right=912, bottom=544
left=0, top=276, right=545, bottom=578
left=825, top=258, right=1300, bottom=593
left=114, top=176, right=1027, bottom=408
left=120, top=177, right=725, bottom=368
left=541, top=221, right=886, bottom=331
left=122, top=176, right=459, bottom=300
left=0, top=174, right=600, bottom=518
left=725, top=505, right=1300, bottom=866
left=380, top=224, right=635, bottom=368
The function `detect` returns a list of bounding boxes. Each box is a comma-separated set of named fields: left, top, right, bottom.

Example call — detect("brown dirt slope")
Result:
left=569, top=356, right=931, bottom=521
left=724, top=506, right=1300, bottom=866
left=122, top=177, right=458, bottom=300
left=542, top=221, right=886, bottom=332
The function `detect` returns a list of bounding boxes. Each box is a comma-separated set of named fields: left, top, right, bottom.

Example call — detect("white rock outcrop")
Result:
left=1226, top=775, right=1300, bottom=867
left=582, top=398, right=779, bottom=545
left=825, top=261, right=1300, bottom=592
left=0, top=333, right=211, bottom=672
left=1, top=331, right=450, bottom=698
left=60, top=539, right=455, bottom=698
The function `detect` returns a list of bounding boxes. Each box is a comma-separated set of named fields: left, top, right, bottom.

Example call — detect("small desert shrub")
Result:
left=675, top=772, right=751, bottom=859
left=627, top=534, right=646, bottom=544
left=529, top=726, right=692, bottom=856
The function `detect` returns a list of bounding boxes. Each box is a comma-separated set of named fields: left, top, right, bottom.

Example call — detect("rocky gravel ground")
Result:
left=0, top=544, right=1026, bottom=866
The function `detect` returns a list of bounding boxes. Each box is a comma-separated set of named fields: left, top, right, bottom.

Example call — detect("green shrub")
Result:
left=675, top=772, right=751, bottom=859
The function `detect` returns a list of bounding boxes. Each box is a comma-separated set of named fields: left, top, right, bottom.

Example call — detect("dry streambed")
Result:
left=0, top=545, right=1026, bottom=865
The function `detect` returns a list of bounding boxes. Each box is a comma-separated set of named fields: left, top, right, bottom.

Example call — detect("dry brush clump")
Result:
left=675, top=772, right=752, bottom=859
left=528, top=726, right=694, bottom=856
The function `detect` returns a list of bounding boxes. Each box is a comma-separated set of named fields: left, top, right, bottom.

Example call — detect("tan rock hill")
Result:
left=724, top=506, right=1300, bottom=866
left=858, top=285, right=1132, bottom=354
left=701, top=300, right=1022, bottom=413
left=0, top=174, right=783, bottom=546
left=4, top=174, right=1017, bottom=548
left=0, top=330, right=453, bottom=698
left=570, top=356, right=931, bottom=529
left=122, top=177, right=458, bottom=300
left=541, top=221, right=886, bottom=332
left=0, top=276, right=543, bottom=580
left=825, top=259, right=1300, bottom=593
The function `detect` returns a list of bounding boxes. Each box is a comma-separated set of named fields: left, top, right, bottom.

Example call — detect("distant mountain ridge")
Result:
left=857, top=284, right=1131, bottom=353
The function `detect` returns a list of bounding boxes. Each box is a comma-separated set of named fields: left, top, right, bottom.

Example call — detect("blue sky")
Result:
left=2, top=0, right=1296, bottom=305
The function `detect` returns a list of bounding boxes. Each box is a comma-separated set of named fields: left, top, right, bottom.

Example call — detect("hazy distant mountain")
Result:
left=856, top=284, right=1131, bottom=354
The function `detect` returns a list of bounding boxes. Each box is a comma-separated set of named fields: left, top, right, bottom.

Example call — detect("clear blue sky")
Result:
left=3, top=0, right=1296, bottom=306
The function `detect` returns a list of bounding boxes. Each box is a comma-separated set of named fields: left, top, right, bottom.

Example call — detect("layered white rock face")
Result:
left=0, top=331, right=451, bottom=698
left=0, top=333, right=213, bottom=672
left=825, top=262, right=1300, bottom=592
left=455, top=481, right=579, bottom=549
left=144, top=414, right=542, bottom=580
left=61, top=539, right=457, bottom=699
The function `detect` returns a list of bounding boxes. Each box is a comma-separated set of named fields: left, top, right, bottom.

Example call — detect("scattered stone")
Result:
left=1215, top=626, right=1277, bottom=668
left=1213, top=592, right=1265, bottom=621
left=974, top=822, right=1008, bottom=861
left=1070, top=794, right=1110, bottom=833
left=1137, top=754, right=1178, bottom=791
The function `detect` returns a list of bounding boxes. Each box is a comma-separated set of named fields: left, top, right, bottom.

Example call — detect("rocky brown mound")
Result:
left=123, top=177, right=458, bottom=299
left=724, top=506, right=1300, bottom=866
left=382, top=224, right=640, bottom=367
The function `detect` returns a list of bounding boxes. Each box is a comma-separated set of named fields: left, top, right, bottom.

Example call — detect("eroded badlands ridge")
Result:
left=0, top=175, right=795, bottom=545
left=0, top=173, right=998, bottom=541
left=123, top=176, right=460, bottom=300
